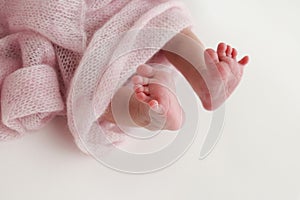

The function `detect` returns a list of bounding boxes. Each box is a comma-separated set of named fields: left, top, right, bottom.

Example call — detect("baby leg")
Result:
left=162, top=28, right=249, bottom=110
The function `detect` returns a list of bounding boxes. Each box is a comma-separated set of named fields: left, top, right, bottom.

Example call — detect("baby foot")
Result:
left=131, top=64, right=184, bottom=131
left=199, top=43, right=249, bottom=110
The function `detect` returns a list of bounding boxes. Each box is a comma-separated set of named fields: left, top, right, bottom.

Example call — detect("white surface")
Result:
left=1, top=0, right=300, bottom=199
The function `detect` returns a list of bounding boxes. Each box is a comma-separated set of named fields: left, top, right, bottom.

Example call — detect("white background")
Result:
left=1, top=0, right=300, bottom=199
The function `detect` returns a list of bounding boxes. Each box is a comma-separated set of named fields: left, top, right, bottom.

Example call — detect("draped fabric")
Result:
left=0, top=0, right=192, bottom=153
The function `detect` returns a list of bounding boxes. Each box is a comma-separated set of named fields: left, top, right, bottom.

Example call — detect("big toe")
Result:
left=137, top=64, right=155, bottom=77
left=131, top=75, right=149, bottom=85
left=204, top=49, right=219, bottom=65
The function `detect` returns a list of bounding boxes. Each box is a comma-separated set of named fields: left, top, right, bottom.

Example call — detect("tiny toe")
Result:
left=204, top=49, right=219, bottom=65
left=134, top=84, right=144, bottom=93
left=135, top=86, right=150, bottom=95
left=132, top=75, right=149, bottom=85
left=134, top=85, right=149, bottom=95
left=217, top=42, right=227, bottom=58
left=232, top=48, right=238, bottom=59
left=137, top=64, right=155, bottom=77
left=238, top=56, right=250, bottom=66
left=148, top=99, right=158, bottom=108
left=143, top=86, right=150, bottom=94
left=136, top=92, right=151, bottom=103
left=226, top=45, right=232, bottom=57
left=149, top=100, right=164, bottom=114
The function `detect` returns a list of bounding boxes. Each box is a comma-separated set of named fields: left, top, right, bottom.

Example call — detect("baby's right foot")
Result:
left=131, top=64, right=184, bottom=131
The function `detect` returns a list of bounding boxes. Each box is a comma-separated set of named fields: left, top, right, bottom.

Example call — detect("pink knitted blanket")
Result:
left=0, top=0, right=192, bottom=153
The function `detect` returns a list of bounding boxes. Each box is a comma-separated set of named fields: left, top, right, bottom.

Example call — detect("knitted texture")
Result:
left=0, top=0, right=193, bottom=153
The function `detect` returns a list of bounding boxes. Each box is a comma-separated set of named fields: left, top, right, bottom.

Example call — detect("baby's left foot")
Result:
left=131, top=64, right=184, bottom=131
left=199, top=43, right=249, bottom=110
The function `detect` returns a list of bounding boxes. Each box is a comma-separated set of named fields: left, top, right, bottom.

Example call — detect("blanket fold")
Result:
left=0, top=0, right=193, bottom=154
